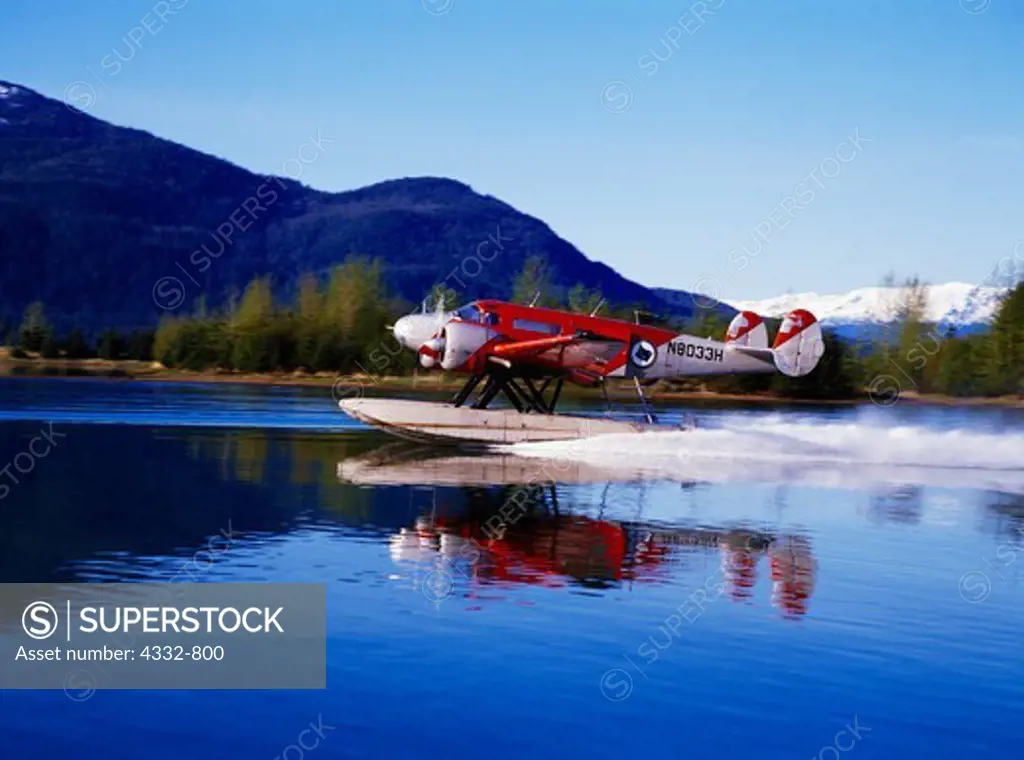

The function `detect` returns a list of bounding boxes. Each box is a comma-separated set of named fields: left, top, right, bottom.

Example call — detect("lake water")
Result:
left=1, top=377, right=1022, bottom=759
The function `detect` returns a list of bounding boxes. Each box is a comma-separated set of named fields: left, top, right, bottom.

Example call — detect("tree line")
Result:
left=3, top=255, right=1022, bottom=400
left=2, top=301, right=154, bottom=362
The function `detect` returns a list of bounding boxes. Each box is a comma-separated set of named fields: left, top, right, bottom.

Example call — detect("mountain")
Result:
left=652, top=287, right=738, bottom=322
left=0, top=80, right=714, bottom=333
left=729, top=282, right=1008, bottom=339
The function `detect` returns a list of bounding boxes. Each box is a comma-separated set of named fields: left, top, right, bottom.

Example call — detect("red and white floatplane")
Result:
left=338, top=298, right=824, bottom=445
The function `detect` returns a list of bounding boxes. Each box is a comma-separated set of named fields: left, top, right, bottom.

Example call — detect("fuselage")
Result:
left=393, top=299, right=679, bottom=379
left=394, top=301, right=673, bottom=349
left=391, top=298, right=824, bottom=383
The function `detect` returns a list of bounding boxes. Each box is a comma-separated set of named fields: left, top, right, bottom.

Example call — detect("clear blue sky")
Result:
left=2, top=0, right=1022, bottom=299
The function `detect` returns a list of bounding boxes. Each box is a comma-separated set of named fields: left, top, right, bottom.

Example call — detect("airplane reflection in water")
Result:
left=338, top=445, right=818, bottom=617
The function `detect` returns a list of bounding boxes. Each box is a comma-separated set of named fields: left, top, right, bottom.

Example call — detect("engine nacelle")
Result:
left=417, top=320, right=496, bottom=372
left=440, top=320, right=496, bottom=371
left=418, top=337, right=444, bottom=369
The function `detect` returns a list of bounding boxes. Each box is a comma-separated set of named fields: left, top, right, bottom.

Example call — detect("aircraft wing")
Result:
left=491, top=334, right=581, bottom=359
left=491, top=331, right=625, bottom=369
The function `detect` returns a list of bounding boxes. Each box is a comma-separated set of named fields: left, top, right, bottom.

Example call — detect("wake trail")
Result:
left=510, top=417, right=1024, bottom=491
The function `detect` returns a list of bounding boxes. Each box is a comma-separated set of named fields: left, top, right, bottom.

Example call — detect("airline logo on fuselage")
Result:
left=667, top=340, right=723, bottom=362
left=630, top=339, right=658, bottom=369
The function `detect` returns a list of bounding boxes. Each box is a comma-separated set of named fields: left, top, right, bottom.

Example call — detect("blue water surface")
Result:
left=0, top=377, right=1022, bottom=759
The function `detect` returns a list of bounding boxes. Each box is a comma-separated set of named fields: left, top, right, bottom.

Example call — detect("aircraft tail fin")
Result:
left=770, top=309, right=825, bottom=377
left=725, top=310, right=769, bottom=349
left=725, top=309, right=824, bottom=377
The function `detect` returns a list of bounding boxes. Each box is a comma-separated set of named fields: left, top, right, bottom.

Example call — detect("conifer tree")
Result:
left=64, top=328, right=92, bottom=359
left=39, top=332, right=59, bottom=359
left=97, top=329, right=124, bottom=360
left=567, top=283, right=604, bottom=315
left=512, top=255, right=559, bottom=307
left=18, top=301, right=51, bottom=352
left=983, top=282, right=1024, bottom=395
left=293, top=273, right=324, bottom=370
left=230, top=277, right=278, bottom=372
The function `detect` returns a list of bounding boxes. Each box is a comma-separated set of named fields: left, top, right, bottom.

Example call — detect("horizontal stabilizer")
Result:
left=727, top=344, right=775, bottom=364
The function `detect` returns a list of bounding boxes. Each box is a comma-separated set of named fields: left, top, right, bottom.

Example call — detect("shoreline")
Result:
left=1, top=357, right=1021, bottom=408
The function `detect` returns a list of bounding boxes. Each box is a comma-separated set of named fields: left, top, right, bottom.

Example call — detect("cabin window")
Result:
left=513, top=318, right=560, bottom=335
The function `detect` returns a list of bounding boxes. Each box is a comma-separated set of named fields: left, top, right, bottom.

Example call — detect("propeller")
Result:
left=418, top=335, right=445, bottom=369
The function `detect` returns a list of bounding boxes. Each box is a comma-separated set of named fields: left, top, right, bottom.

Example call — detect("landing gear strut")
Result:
left=452, top=371, right=565, bottom=414
left=599, top=376, right=657, bottom=424
left=632, top=377, right=657, bottom=424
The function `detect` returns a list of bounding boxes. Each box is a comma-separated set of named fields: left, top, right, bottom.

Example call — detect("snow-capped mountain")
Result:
left=0, top=83, right=23, bottom=103
left=0, top=82, right=20, bottom=125
left=0, top=81, right=31, bottom=126
left=732, top=282, right=1008, bottom=337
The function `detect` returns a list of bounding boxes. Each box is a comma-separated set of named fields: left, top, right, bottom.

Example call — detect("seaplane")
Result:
left=338, top=296, right=825, bottom=445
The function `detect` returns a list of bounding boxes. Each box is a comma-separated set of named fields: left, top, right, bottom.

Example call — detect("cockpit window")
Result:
left=453, top=303, right=498, bottom=325
left=454, top=304, right=481, bottom=322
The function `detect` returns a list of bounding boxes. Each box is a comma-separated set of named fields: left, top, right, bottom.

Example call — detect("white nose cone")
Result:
left=393, top=316, right=415, bottom=349
left=393, top=313, right=452, bottom=351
